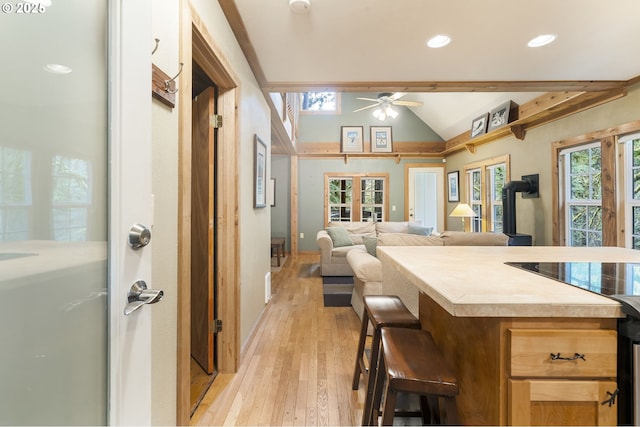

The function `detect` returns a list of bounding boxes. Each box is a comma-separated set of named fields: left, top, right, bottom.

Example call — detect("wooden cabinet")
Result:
left=508, top=329, right=618, bottom=426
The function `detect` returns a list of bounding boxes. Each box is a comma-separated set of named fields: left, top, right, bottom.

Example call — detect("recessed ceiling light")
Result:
left=289, top=0, right=310, bottom=14
left=527, top=34, right=556, bottom=48
left=426, top=34, right=452, bottom=48
left=44, top=63, right=72, bottom=74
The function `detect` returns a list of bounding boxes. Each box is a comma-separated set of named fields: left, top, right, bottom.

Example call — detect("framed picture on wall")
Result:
left=447, top=171, right=460, bottom=202
left=370, top=126, right=393, bottom=152
left=470, top=113, right=489, bottom=138
left=254, top=135, right=267, bottom=208
left=340, top=126, right=364, bottom=153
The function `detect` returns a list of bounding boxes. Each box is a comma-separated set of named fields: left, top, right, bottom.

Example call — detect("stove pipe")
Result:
left=502, top=179, right=535, bottom=235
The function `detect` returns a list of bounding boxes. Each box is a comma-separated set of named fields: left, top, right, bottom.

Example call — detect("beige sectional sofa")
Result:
left=316, top=221, right=425, bottom=276
left=347, top=230, right=509, bottom=321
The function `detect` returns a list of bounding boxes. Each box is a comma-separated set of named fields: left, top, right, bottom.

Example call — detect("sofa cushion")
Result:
left=325, top=227, right=353, bottom=248
left=377, top=232, right=443, bottom=246
left=375, top=221, right=411, bottom=234
left=331, top=244, right=363, bottom=258
left=362, top=236, right=377, bottom=257
left=328, top=221, right=376, bottom=244
left=407, top=224, right=433, bottom=236
left=440, top=230, right=509, bottom=246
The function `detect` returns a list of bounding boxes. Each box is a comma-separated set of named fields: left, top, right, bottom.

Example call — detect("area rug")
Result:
left=322, top=276, right=354, bottom=307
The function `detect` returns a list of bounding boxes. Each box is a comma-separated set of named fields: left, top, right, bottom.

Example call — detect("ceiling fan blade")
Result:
left=356, top=97, right=381, bottom=102
left=389, top=92, right=407, bottom=101
left=353, top=103, right=381, bottom=113
left=392, top=100, right=424, bottom=107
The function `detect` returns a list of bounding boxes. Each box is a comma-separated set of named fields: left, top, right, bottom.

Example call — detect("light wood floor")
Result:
left=190, top=253, right=366, bottom=426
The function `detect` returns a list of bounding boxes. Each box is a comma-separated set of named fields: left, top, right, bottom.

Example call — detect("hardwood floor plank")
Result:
left=190, top=254, right=363, bottom=426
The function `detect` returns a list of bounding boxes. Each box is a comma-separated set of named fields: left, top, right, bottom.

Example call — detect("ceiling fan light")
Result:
left=386, top=106, right=398, bottom=118
left=527, top=34, right=556, bottom=47
left=372, top=108, right=383, bottom=119
left=427, top=34, right=451, bottom=48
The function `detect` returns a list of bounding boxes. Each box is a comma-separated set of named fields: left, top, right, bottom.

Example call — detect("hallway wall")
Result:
left=150, top=0, right=272, bottom=424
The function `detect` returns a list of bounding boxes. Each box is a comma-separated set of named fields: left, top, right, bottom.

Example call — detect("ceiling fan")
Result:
left=353, top=92, right=423, bottom=120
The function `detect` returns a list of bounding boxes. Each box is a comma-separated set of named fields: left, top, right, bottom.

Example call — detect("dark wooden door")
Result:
left=191, top=87, right=216, bottom=374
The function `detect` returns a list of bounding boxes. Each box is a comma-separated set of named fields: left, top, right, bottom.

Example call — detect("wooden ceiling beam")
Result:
left=261, top=80, right=629, bottom=94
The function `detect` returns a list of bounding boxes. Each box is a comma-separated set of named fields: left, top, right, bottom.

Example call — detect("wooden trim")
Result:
left=190, top=4, right=240, bottom=373
left=403, top=162, right=445, bottom=222
left=323, top=172, right=390, bottom=226
left=601, top=136, right=617, bottom=246
left=461, top=155, right=510, bottom=232
left=177, top=4, right=241, bottom=424
left=290, top=155, right=299, bottom=256
left=551, top=146, right=563, bottom=246
left=261, top=80, right=628, bottom=93
left=296, top=141, right=445, bottom=156
left=176, top=0, right=192, bottom=424
left=550, top=121, right=640, bottom=247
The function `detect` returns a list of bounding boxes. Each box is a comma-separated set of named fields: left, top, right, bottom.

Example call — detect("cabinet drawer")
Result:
left=509, top=329, right=616, bottom=378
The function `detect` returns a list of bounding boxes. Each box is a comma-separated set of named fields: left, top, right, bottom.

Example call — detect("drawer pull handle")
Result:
left=601, top=388, right=619, bottom=407
left=550, top=352, right=585, bottom=361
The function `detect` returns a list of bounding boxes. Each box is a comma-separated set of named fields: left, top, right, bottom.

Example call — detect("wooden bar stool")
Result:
left=352, top=295, right=421, bottom=426
left=370, top=327, right=459, bottom=426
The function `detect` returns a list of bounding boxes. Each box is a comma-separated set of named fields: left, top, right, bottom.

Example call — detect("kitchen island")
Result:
left=378, top=245, right=640, bottom=426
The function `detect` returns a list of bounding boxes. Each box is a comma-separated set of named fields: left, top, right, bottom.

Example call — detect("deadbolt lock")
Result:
left=129, top=224, right=151, bottom=249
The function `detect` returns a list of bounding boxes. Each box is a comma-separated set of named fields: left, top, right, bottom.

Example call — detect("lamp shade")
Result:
left=449, top=203, right=476, bottom=218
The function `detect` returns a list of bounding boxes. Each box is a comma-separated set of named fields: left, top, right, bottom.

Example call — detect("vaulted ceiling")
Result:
left=219, top=0, right=640, bottom=152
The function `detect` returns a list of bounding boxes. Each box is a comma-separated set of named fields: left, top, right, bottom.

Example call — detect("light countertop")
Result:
left=378, top=245, right=640, bottom=318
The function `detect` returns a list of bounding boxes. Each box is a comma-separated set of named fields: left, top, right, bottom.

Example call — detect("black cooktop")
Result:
left=505, top=261, right=640, bottom=317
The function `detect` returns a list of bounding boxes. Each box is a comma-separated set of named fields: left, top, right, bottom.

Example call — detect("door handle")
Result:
left=124, top=280, right=164, bottom=315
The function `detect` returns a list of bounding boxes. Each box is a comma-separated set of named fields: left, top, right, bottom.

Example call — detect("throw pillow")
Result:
left=325, top=227, right=353, bottom=248
left=362, top=236, right=377, bottom=257
left=407, top=224, right=433, bottom=236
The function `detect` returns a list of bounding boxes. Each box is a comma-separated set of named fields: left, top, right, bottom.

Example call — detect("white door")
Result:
left=408, top=167, right=445, bottom=232
left=0, top=1, right=153, bottom=425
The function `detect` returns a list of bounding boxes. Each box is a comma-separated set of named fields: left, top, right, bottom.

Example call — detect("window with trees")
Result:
left=300, top=91, right=340, bottom=114
left=325, top=173, right=388, bottom=225
left=560, top=143, right=602, bottom=247
left=462, top=155, right=509, bottom=232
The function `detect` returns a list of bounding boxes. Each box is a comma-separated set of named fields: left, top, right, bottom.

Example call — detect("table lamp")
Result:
left=449, top=203, right=476, bottom=229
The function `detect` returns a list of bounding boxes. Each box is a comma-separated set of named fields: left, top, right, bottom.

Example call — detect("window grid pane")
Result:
left=361, top=178, right=384, bottom=222
left=328, top=177, right=353, bottom=223
left=566, top=145, right=602, bottom=247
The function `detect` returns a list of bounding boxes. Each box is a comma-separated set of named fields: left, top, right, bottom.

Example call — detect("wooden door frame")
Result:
left=177, top=3, right=240, bottom=424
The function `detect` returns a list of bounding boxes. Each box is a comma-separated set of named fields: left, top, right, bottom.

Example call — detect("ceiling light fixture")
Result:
left=372, top=103, right=398, bottom=121
left=527, top=34, right=556, bottom=48
left=289, top=0, right=310, bottom=14
left=43, top=63, right=72, bottom=74
left=427, top=34, right=452, bottom=48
